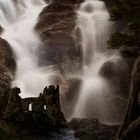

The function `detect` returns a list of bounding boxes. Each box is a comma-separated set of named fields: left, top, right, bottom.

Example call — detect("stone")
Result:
left=99, top=59, right=130, bottom=98
left=0, top=25, right=3, bottom=34
left=0, top=38, right=16, bottom=89
left=4, top=87, right=22, bottom=119
left=60, top=77, right=82, bottom=119
left=35, top=2, right=82, bottom=73
left=69, top=118, right=118, bottom=140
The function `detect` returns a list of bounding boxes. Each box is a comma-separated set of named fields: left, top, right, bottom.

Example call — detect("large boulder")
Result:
left=36, top=2, right=82, bottom=74
left=99, top=59, right=130, bottom=98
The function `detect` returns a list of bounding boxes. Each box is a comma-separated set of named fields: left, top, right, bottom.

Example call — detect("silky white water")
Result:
left=0, top=0, right=56, bottom=97
left=69, top=0, right=128, bottom=124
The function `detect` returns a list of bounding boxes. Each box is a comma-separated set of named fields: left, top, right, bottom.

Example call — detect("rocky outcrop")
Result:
left=99, top=57, right=131, bottom=98
left=0, top=25, right=3, bottom=34
left=36, top=1, right=82, bottom=74
left=0, top=38, right=16, bottom=90
left=69, top=118, right=118, bottom=140
left=107, top=0, right=140, bottom=139
left=44, top=0, right=83, bottom=4
left=4, top=87, right=22, bottom=119
left=115, top=56, right=140, bottom=140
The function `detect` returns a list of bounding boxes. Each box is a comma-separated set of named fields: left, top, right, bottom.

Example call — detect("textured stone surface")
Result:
left=0, top=38, right=16, bottom=89
left=69, top=118, right=118, bottom=140
left=0, top=25, right=3, bottom=34
left=36, top=2, right=82, bottom=73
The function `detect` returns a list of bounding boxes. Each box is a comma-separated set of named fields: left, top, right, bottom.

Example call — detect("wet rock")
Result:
left=69, top=118, right=119, bottom=140
left=60, top=77, right=82, bottom=119
left=36, top=2, right=82, bottom=73
left=99, top=59, right=130, bottom=98
left=0, top=38, right=16, bottom=90
left=4, top=87, right=22, bottom=119
left=0, top=25, right=3, bottom=34
left=115, top=56, right=140, bottom=140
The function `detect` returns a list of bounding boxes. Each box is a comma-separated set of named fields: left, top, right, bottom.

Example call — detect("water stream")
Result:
left=69, top=0, right=128, bottom=124
left=0, top=0, right=57, bottom=97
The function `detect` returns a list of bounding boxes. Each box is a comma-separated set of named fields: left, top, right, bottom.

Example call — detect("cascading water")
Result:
left=0, top=0, right=57, bottom=97
left=0, top=0, right=128, bottom=125
left=69, top=0, right=128, bottom=124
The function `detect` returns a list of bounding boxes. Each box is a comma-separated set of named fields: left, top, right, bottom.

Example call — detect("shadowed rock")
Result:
left=69, top=118, right=119, bottom=140
left=0, top=85, right=67, bottom=139
left=0, top=38, right=16, bottom=90
left=0, top=25, right=3, bottom=34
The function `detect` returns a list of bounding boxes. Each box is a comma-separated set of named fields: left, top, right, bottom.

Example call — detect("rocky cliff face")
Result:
left=44, top=0, right=83, bottom=4
left=36, top=1, right=82, bottom=74
left=35, top=1, right=85, bottom=120
left=107, top=0, right=140, bottom=139
left=0, top=38, right=16, bottom=90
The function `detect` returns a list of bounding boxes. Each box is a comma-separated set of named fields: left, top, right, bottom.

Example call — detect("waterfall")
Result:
left=0, top=0, right=56, bottom=97
left=0, top=0, right=128, bottom=124
left=69, top=0, right=128, bottom=124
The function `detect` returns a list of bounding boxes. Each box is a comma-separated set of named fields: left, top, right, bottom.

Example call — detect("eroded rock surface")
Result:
left=0, top=38, right=16, bottom=90
left=69, top=118, right=118, bottom=140
left=36, top=1, right=82, bottom=73
left=0, top=25, right=3, bottom=34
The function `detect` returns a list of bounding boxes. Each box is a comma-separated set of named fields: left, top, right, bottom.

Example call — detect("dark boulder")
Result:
left=69, top=118, right=118, bottom=140
left=0, top=25, right=3, bottom=34
left=99, top=59, right=130, bottom=98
